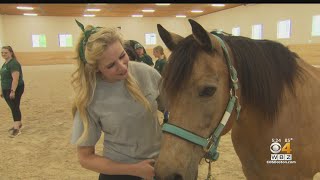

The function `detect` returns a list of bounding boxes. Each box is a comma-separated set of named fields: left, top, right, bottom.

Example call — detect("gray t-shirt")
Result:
left=71, top=61, right=162, bottom=163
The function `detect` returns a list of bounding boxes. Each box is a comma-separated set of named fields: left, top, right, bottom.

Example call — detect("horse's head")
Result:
left=155, top=19, right=240, bottom=180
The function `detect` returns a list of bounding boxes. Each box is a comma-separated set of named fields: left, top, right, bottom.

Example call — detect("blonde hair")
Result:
left=71, top=25, right=151, bottom=144
left=153, top=45, right=167, bottom=60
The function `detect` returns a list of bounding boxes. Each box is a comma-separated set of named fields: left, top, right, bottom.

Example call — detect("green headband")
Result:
left=75, top=19, right=102, bottom=64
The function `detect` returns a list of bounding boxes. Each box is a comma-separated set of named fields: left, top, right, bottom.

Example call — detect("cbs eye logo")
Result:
left=270, top=142, right=282, bottom=153
left=270, top=142, right=292, bottom=154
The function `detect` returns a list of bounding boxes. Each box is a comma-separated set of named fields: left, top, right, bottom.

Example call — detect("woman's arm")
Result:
left=77, top=146, right=155, bottom=179
left=10, top=71, right=19, bottom=99
left=0, top=81, right=2, bottom=98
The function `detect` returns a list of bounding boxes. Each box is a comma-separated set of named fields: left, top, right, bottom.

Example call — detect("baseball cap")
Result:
left=134, top=43, right=143, bottom=50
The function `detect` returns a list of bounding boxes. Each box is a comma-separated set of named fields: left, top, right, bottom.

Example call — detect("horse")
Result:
left=154, top=19, right=320, bottom=180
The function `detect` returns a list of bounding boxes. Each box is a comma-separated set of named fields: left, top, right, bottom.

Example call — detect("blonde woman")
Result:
left=152, top=45, right=167, bottom=75
left=152, top=45, right=169, bottom=123
left=71, top=20, right=162, bottom=180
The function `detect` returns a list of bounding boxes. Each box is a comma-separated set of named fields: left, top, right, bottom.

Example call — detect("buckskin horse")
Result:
left=154, top=19, right=320, bottom=180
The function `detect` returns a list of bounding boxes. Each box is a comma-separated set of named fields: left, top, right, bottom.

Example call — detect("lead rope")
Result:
left=205, top=159, right=214, bottom=180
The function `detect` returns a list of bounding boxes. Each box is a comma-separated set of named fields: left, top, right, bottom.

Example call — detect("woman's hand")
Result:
left=9, top=91, right=15, bottom=99
left=134, top=159, right=155, bottom=180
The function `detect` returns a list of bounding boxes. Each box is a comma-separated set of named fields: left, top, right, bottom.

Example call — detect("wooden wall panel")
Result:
left=288, top=44, right=320, bottom=66
left=14, top=44, right=319, bottom=66
left=15, top=51, right=76, bottom=66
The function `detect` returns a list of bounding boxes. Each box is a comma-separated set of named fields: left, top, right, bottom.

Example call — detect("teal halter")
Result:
left=162, top=33, right=241, bottom=161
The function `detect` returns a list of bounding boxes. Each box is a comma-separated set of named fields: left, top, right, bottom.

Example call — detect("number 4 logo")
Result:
left=281, top=142, right=292, bottom=154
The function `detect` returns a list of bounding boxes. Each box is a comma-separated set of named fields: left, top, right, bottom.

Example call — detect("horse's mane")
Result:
left=161, top=36, right=201, bottom=102
left=162, top=33, right=304, bottom=121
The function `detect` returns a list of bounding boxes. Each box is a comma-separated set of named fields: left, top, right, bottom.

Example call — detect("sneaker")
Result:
left=8, top=124, right=23, bottom=132
left=9, top=129, right=21, bottom=138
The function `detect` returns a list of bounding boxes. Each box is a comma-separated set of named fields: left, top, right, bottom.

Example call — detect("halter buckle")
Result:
left=203, top=136, right=215, bottom=153
left=230, top=88, right=236, bottom=97
left=231, top=76, right=238, bottom=83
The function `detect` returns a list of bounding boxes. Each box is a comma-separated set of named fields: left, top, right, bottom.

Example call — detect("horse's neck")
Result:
left=294, top=60, right=320, bottom=108
left=236, top=59, right=319, bottom=122
left=232, top=59, right=320, bottom=143
left=298, top=58, right=320, bottom=82
left=231, top=60, right=320, bottom=176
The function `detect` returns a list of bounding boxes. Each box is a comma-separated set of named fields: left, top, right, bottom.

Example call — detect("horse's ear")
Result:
left=189, top=19, right=213, bottom=52
left=157, top=24, right=183, bottom=51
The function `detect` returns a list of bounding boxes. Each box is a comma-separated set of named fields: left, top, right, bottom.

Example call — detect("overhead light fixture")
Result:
left=86, top=8, right=101, bottom=12
left=17, top=6, right=34, bottom=10
left=176, top=15, right=186, bottom=18
left=142, top=9, right=155, bottom=13
left=211, top=4, right=225, bottom=7
left=191, top=10, right=203, bottom=13
left=83, top=14, right=96, bottom=17
left=156, top=3, right=171, bottom=6
left=23, top=13, right=37, bottom=16
left=132, top=14, right=143, bottom=17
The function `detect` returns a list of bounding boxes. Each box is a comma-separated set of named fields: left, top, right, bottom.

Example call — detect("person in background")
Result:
left=152, top=45, right=167, bottom=75
left=134, top=43, right=154, bottom=66
left=124, top=40, right=138, bottom=61
left=152, top=45, right=169, bottom=123
left=0, top=46, right=25, bottom=138
left=71, top=20, right=163, bottom=180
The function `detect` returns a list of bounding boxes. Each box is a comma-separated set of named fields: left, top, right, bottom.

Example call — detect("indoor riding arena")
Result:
left=0, top=4, right=319, bottom=180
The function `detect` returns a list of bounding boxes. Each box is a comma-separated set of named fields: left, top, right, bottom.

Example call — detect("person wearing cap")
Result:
left=134, top=43, right=154, bottom=66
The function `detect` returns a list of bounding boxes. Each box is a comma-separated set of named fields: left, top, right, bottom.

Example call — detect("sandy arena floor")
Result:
left=0, top=64, right=260, bottom=179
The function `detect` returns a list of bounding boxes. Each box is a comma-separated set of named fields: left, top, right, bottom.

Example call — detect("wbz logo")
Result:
left=271, top=154, right=292, bottom=160
left=269, top=138, right=293, bottom=160
left=267, top=138, right=296, bottom=164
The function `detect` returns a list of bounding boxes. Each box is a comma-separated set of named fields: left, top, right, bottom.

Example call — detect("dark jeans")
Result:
left=99, top=174, right=141, bottom=180
left=163, top=110, right=169, bottom=123
left=2, top=84, right=24, bottom=122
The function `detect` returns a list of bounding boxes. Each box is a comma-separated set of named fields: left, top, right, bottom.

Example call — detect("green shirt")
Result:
left=0, top=58, right=24, bottom=90
left=154, top=58, right=167, bottom=75
left=137, top=54, right=154, bottom=66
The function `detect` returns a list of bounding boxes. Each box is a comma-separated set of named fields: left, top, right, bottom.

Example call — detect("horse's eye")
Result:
left=199, top=86, right=216, bottom=97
